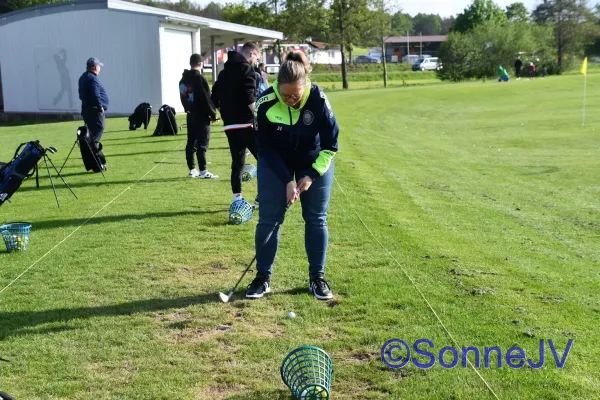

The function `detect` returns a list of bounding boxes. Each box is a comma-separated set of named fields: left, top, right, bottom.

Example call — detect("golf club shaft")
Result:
left=227, top=203, right=291, bottom=295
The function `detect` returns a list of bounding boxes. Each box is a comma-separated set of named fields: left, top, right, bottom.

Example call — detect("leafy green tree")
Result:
left=391, top=12, right=413, bottom=35
left=454, top=0, right=507, bottom=32
left=441, top=16, right=456, bottom=34
left=532, top=0, right=596, bottom=72
left=412, top=13, right=443, bottom=35
left=505, top=2, right=529, bottom=22
left=330, top=0, right=370, bottom=89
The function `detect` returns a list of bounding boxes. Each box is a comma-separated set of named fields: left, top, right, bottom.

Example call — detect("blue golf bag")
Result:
left=0, top=141, right=45, bottom=206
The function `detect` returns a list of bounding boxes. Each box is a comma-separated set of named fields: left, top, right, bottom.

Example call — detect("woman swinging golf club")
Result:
left=246, top=50, right=340, bottom=300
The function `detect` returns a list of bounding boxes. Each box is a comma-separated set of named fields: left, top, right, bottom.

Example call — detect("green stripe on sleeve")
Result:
left=312, top=150, right=336, bottom=176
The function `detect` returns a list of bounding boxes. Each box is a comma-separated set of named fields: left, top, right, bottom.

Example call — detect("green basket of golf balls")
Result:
left=281, top=346, right=333, bottom=399
left=1, top=222, right=32, bottom=253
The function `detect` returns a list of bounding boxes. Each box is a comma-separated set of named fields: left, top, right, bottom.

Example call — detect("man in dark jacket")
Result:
left=180, top=54, right=218, bottom=179
left=211, top=41, right=261, bottom=204
left=515, top=57, right=523, bottom=80
left=78, top=57, right=109, bottom=142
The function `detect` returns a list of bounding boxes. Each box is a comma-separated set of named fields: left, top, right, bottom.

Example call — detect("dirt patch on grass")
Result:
left=195, top=385, right=245, bottom=400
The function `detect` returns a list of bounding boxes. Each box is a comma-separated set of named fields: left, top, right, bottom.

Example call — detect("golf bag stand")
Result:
left=0, top=140, right=78, bottom=208
left=59, top=126, right=106, bottom=178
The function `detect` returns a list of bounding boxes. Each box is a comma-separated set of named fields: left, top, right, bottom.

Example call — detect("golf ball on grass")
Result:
left=288, top=312, right=296, bottom=319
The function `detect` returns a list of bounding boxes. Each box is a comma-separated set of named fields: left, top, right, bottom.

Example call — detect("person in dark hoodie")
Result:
left=179, top=54, right=219, bottom=179
left=78, top=57, right=109, bottom=143
left=211, top=41, right=261, bottom=204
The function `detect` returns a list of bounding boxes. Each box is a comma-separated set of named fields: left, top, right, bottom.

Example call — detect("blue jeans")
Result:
left=255, top=157, right=334, bottom=280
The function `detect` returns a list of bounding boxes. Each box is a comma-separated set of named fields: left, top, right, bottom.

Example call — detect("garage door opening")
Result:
left=160, top=28, right=193, bottom=113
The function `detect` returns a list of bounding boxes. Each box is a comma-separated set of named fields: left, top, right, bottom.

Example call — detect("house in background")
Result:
left=260, top=38, right=343, bottom=73
left=384, top=35, right=448, bottom=63
left=306, top=40, right=342, bottom=65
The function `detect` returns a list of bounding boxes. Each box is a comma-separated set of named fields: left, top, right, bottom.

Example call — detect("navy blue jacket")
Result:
left=254, top=81, right=339, bottom=183
left=78, top=71, right=109, bottom=112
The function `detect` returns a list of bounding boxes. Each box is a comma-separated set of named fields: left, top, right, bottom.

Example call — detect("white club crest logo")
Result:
left=303, top=110, right=314, bottom=125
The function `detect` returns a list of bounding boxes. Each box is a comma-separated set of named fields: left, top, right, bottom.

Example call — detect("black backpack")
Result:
left=153, top=104, right=178, bottom=136
left=128, top=102, right=152, bottom=131
left=77, top=126, right=106, bottom=173
left=0, top=141, right=46, bottom=206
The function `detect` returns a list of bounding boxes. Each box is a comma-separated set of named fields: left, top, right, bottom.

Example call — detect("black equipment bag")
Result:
left=77, top=126, right=106, bottom=173
left=128, top=102, right=152, bottom=131
left=0, top=141, right=45, bottom=205
left=152, top=104, right=178, bottom=136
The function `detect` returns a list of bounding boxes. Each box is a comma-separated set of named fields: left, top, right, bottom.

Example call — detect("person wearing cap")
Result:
left=78, top=57, right=109, bottom=143
left=179, top=53, right=219, bottom=179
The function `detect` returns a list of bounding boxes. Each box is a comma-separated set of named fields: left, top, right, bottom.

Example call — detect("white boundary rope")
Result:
left=333, top=175, right=500, bottom=400
left=0, top=154, right=170, bottom=296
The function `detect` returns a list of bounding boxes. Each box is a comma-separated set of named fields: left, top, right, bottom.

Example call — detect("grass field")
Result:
left=0, top=73, right=599, bottom=399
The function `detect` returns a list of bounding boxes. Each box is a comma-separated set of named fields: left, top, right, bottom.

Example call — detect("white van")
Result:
left=412, top=57, right=442, bottom=71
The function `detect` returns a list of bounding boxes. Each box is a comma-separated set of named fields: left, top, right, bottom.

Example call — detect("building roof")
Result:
left=0, top=0, right=283, bottom=50
left=385, top=35, right=448, bottom=44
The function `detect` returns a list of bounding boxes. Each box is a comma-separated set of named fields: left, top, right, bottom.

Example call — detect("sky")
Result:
left=194, top=0, right=600, bottom=18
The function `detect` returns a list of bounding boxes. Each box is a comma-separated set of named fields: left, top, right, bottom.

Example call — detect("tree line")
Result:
left=3, top=0, right=600, bottom=87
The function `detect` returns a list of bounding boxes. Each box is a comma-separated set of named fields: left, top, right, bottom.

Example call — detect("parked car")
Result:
left=412, top=57, right=442, bottom=71
left=355, top=55, right=381, bottom=64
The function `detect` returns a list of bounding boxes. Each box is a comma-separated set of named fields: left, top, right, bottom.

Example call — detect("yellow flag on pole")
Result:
left=581, top=57, right=588, bottom=76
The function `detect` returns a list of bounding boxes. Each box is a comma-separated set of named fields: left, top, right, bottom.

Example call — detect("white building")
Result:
left=0, top=0, right=283, bottom=116
left=307, top=41, right=343, bottom=65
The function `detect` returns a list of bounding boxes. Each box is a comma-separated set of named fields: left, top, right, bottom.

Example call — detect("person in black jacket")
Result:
left=515, top=57, right=523, bottom=80
left=179, top=54, right=219, bottom=179
left=211, top=41, right=261, bottom=203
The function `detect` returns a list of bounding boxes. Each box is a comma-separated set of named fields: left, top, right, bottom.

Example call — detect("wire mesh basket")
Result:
left=242, top=163, right=257, bottom=182
left=229, top=200, right=254, bottom=225
left=1, top=222, right=32, bottom=253
left=281, top=346, right=333, bottom=400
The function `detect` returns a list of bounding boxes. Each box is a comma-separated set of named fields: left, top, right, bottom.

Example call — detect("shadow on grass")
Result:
left=0, top=293, right=221, bottom=340
left=27, top=209, right=228, bottom=230
left=105, top=149, right=182, bottom=157
left=227, top=390, right=294, bottom=400
left=16, top=177, right=193, bottom=192
left=106, top=138, right=186, bottom=146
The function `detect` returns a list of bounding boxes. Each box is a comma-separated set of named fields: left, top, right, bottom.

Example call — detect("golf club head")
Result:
left=46, top=146, right=57, bottom=154
left=218, top=291, right=233, bottom=303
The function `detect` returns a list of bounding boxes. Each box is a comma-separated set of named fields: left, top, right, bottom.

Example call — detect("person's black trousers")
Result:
left=225, top=127, right=258, bottom=194
left=82, top=108, right=105, bottom=143
left=186, top=113, right=211, bottom=171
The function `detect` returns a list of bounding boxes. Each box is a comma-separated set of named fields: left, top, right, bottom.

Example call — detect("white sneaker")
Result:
left=199, top=171, right=219, bottom=179
left=189, top=169, right=199, bottom=178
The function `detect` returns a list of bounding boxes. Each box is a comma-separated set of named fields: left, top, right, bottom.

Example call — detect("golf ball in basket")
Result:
left=288, top=312, right=296, bottom=319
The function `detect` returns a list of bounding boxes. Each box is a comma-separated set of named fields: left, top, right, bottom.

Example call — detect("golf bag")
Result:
left=128, top=102, right=152, bottom=130
left=77, top=126, right=106, bottom=173
left=152, top=104, right=178, bottom=136
left=0, top=141, right=46, bottom=205
left=0, top=392, right=16, bottom=400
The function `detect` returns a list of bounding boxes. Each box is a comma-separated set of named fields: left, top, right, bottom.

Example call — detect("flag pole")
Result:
left=582, top=72, right=587, bottom=126
left=581, top=56, right=588, bottom=126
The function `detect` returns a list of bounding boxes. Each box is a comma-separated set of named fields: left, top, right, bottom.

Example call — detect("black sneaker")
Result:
left=245, top=277, right=270, bottom=299
left=309, top=276, right=333, bottom=300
